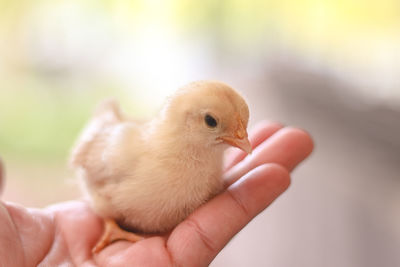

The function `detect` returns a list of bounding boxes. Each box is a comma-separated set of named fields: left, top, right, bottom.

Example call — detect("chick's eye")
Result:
left=205, top=114, right=217, bottom=128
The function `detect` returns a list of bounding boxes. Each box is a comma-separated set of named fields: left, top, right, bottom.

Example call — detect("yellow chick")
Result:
left=70, top=81, right=251, bottom=252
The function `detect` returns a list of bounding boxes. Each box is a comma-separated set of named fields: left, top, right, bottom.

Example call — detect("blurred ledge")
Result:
left=266, top=59, right=400, bottom=150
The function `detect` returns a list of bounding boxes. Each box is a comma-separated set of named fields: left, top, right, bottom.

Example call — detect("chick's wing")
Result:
left=70, top=100, right=141, bottom=184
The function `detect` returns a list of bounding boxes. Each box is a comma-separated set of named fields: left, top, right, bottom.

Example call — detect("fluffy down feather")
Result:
left=70, top=81, right=250, bottom=233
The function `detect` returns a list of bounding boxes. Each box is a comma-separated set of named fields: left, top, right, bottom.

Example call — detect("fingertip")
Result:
left=265, top=127, right=313, bottom=171
left=280, top=127, right=314, bottom=157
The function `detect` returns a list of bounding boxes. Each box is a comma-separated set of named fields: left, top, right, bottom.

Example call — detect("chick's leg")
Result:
left=93, top=218, right=143, bottom=253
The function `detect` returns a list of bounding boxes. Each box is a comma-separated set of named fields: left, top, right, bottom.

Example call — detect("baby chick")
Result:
left=70, top=81, right=251, bottom=252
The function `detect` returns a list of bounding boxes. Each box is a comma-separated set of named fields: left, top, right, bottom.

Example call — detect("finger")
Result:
left=224, top=121, right=284, bottom=171
left=44, top=201, right=103, bottom=264
left=224, top=127, right=313, bottom=187
left=0, top=202, right=26, bottom=266
left=167, top=163, right=290, bottom=266
left=3, top=202, right=55, bottom=266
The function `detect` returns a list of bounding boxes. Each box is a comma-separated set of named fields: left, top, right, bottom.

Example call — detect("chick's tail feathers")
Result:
left=94, top=99, right=123, bottom=121
left=69, top=99, right=124, bottom=170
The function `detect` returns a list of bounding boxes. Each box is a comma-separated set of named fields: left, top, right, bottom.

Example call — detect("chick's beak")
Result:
left=221, top=135, right=252, bottom=154
left=220, top=115, right=252, bottom=154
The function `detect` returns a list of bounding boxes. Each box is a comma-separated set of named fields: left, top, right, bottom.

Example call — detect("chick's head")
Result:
left=164, top=81, right=251, bottom=153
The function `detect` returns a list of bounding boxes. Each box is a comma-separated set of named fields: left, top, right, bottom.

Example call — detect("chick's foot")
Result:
left=92, top=218, right=144, bottom=253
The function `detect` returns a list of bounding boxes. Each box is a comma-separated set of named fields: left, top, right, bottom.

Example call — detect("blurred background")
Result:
left=0, top=0, right=399, bottom=266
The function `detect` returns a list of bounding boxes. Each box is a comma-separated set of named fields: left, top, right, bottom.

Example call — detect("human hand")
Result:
left=0, top=121, right=313, bottom=267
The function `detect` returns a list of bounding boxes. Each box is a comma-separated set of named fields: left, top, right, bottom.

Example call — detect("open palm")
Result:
left=0, top=122, right=313, bottom=267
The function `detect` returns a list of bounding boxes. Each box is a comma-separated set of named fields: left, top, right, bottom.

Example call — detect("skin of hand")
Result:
left=0, top=122, right=313, bottom=267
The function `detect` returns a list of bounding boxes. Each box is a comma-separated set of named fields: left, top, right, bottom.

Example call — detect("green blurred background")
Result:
left=1, top=1, right=399, bottom=266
